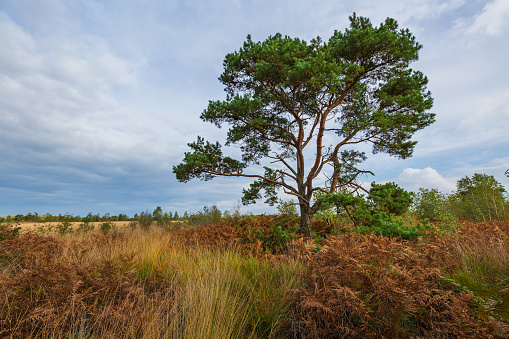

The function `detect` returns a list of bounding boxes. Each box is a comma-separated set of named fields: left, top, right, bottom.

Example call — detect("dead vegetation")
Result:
left=289, top=224, right=509, bottom=338
left=0, top=218, right=508, bottom=338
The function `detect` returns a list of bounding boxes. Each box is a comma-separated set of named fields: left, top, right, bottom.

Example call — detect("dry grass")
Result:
left=1, top=218, right=508, bottom=338
left=0, top=225, right=304, bottom=338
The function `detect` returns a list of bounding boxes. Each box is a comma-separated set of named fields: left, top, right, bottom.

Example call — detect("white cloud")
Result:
left=394, top=167, right=457, bottom=193
left=0, top=0, right=508, bottom=216
left=346, top=0, right=465, bottom=33
left=388, top=0, right=465, bottom=21
left=0, top=10, right=143, bottom=164
left=0, top=12, right=40, bottom=74
left=468, top=0, right=509, bottom=36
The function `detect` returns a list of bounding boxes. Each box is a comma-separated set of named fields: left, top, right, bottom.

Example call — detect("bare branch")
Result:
left=271, top=153, right=298, bottom=179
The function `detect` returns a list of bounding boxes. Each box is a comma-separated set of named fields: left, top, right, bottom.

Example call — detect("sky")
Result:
left=0, top=0, right=508, bottom=217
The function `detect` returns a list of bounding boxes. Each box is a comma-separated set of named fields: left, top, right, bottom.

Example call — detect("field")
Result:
left=1, top=214, right=509, bottom=338
left=15, top=221, right=133, bottom=232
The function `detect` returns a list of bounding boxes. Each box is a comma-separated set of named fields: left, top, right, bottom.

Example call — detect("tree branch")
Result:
left=203, top=170, right=308, bottom=201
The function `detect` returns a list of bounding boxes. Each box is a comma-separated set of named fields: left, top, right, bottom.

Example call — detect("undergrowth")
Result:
left=0, top=224, right=303, bottom=338
left=1, top=217, right=508, bottom=338
left=289, top=224, right=509, bottom=338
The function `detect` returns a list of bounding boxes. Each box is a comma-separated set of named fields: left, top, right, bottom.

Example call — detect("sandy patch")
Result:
left=15, top=221, right=133, bottom=232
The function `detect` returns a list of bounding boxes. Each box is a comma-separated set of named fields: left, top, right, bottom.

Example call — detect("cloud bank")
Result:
left=0, top=0, right=508, bottom=216
left=394, top=167, right=457, bottom=193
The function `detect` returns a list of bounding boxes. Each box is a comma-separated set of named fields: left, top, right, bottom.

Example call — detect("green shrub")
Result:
left=152, top=206, right=164, bottom=224
left=412, top=188, right=460, bottom=235
left=138, top=211, right=153, bottom=231
left=77, top=212, right=95, bottom=232
left=188, top=205, right=223, bottom=226
left=317, top=183, right=431, bottom=240
left=315, top=191, right=371, bottom=227
left=56, top=216, right=73, bottom=235
left=368, top=182, right=413, bottom=216
left=77, top=221, right=95, bottom=233
left=99, top=221, right=115, bottom=233
left=128, top=220, right=138, bottom=230
left=354, top=213, right=433, bottom=240
left=242, top=215, right=300, bottom=253
left=412, top=188, right=447, bottom=221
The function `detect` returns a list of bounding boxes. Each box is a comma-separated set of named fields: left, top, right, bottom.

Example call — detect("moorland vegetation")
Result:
left=1, top=172, right=509, bottom=338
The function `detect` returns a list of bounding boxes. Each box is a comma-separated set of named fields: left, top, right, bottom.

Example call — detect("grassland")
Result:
left=1, top=215, right=509, bottom=338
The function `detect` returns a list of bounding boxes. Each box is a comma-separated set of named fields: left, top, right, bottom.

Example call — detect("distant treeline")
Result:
left=2, top=172, right=508, bottom=227
left=0, top=208, right=189, bottom=224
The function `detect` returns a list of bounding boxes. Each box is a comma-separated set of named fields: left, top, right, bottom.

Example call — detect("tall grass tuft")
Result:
left=443, top=223, right=509, bottom=321
left=0, top=225, right=303, bottom=338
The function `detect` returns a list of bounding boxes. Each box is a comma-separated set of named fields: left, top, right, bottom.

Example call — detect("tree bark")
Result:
left=299, top=200, right=313, bottom=235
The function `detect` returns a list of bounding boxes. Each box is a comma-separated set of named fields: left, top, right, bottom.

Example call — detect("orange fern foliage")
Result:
left=1, top=218, right=508, bottom=338
left=289, top=227, right=507, bottom=338
left=0, top=232, right=156, bottom=338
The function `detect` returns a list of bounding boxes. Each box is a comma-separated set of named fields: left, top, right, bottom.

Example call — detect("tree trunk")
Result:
left=299, top=201, right=313, bottom=236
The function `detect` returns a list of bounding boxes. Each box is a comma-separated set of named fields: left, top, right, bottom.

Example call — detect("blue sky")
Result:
left=1, top=0, right=508, bottom=217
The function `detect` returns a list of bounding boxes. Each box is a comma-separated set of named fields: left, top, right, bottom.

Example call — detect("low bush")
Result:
left=187, top=205, right=223, bottom=226
left=317, top=183, right=431, bottom=240
left=246, top=221, right=300, bottom=254
left=56, top=218, right=73, bottom=235
left=413, top=187, right=449, bottom=221
left=77, top=221, right=95, bottom=233
left=137, top=211, right=153, bottom=231
left=99, top=221, right=115, bottom=233
left=353, top=212, right=433, bottom=240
